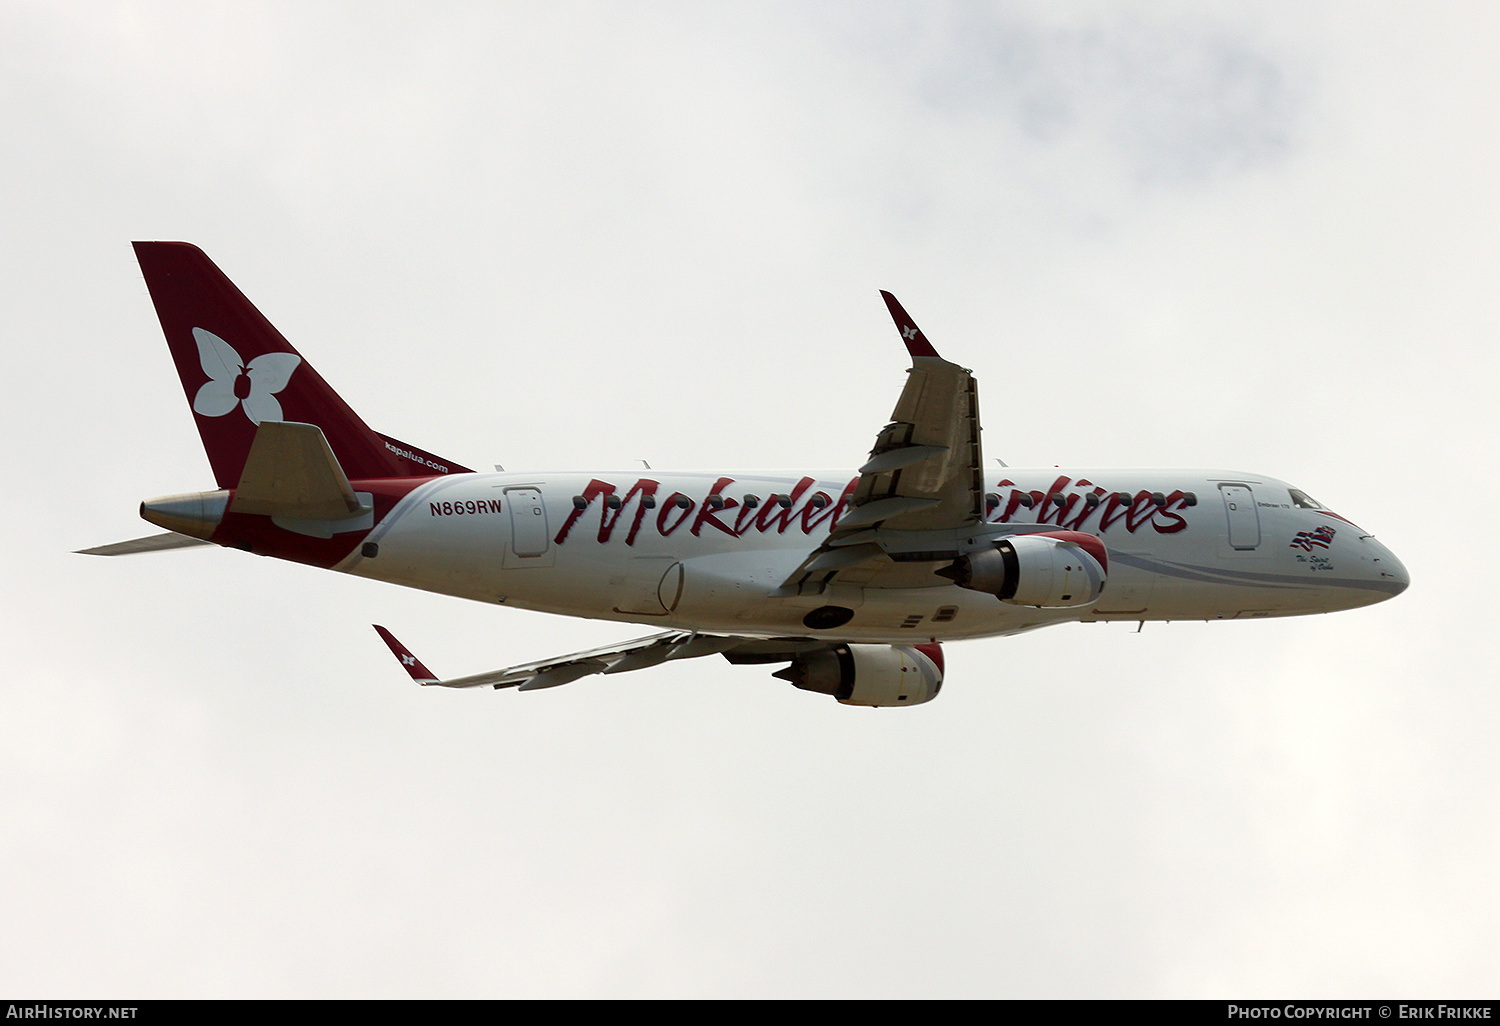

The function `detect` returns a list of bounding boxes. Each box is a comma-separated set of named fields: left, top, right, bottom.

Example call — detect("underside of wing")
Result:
left=373, top=626, right=824, bottom=691
left=371, top=627, right=943, bottom=707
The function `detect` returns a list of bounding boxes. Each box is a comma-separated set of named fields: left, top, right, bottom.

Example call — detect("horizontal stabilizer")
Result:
left=76, top=532, right=215, bottom=556
left=231, top=420, right=364, bottom=519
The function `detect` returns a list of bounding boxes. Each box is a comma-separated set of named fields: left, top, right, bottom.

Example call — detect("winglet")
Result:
left=372, top=625, right=440, bottom=685
left=880, top=291, right=942, bottom=360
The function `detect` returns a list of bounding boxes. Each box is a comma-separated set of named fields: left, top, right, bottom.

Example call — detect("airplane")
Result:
left=82, top=242, right=1409, bottom=707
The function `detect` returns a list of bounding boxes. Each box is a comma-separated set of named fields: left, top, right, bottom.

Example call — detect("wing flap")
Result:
left=857, top=444, right=948, bottom=475
left=833, top=496, right=941, bottom=531
left=517, top=661, right=609, bottom=691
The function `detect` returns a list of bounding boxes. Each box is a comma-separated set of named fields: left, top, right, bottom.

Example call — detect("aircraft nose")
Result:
left=1365, top=537, right=1409, bottom=598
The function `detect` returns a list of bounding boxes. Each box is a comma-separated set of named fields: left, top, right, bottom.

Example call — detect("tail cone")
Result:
left=139, top=490, right=229, bottom=540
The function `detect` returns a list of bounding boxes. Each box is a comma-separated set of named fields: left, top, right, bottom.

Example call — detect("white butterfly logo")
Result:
left=190, top=328, right=302, bottom=425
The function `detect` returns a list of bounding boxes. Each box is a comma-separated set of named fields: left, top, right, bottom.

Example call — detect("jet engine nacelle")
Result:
left=940, top=530, right=1107, bottom=607
left=772, top=643, right=944, bottom=707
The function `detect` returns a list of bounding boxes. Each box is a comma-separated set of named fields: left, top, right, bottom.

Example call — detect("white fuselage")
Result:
left=338, top=468, right=1408, bottom=643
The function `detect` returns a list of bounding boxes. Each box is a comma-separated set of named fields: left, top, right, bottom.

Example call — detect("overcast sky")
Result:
left=2, top=0, right=1497, bottom=998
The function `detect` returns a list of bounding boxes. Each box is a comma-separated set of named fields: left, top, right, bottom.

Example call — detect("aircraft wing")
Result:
left=780, top=292, right=987, bottom=593
left=373, top=626, right=820, bottom=691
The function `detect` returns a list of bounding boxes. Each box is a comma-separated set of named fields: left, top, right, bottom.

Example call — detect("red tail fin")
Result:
left=133, top=242, right=468, bottom=487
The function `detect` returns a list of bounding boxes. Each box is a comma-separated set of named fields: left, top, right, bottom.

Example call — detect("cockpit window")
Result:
left=1288, top=488, right=1325, bottom=510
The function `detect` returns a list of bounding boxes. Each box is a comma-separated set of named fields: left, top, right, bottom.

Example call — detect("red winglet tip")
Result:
left=372, top=624, right=439, bottom=684
left=880, top=291, right=942, bottom=360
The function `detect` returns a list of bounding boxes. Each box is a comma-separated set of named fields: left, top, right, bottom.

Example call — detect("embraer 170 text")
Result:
left=83, top=243, right=1409, bottom=707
